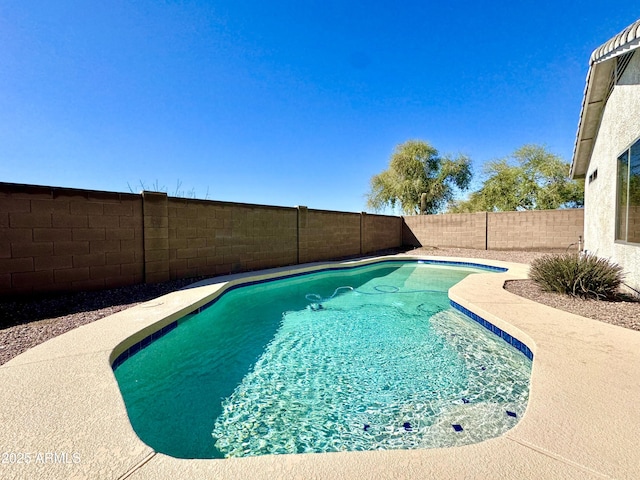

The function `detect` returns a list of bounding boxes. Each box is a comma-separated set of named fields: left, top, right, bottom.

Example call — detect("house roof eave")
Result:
left=570, top=19, right=640, bottom=179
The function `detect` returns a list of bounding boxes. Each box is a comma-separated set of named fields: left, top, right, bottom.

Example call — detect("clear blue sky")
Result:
left=1, top=1, right=638, bottom=213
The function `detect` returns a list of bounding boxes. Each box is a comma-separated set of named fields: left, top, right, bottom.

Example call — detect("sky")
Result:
left=1, top=1, right=638, bottom=213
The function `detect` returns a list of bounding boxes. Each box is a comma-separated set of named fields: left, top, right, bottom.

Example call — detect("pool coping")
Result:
left=1, top=255, right=639, bottom=479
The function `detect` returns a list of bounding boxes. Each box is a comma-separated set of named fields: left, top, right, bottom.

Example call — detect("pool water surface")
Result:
left=113, top=262, right=532, bottom=458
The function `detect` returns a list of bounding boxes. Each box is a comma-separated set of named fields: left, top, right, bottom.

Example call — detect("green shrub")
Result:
left=529, top=252, right=624, bottom=300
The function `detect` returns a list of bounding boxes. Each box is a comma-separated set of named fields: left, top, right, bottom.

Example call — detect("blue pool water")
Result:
left=113, top=261, right=532, bottom=459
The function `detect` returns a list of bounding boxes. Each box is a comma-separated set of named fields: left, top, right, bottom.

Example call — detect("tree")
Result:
left=448, top=145, right=584, bottom=213
left=366, top=140, right=472, bottom=215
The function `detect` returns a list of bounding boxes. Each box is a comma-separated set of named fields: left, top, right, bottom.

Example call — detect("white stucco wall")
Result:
left=584, top=52, right=640, bottom=291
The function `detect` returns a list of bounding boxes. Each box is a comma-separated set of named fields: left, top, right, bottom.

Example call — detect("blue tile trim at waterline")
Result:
left=111, top=259, right=508, bottom=370
left=450, top=300, right=533, bottom=361
left=416, top=259, right=507, bottom=272
left=111, top=321, right=178, bottom=371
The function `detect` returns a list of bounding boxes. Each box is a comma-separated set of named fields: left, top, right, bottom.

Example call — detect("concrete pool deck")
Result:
left=1, top=255, right=639, bottom=479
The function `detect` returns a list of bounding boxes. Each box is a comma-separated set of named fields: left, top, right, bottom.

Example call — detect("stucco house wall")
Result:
left=584, top=52, right=640, bottom=289
left=572, top=19, right=640, bottom=292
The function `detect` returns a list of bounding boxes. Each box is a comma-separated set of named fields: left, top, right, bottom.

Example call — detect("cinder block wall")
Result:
left=0, top=181, right=587, bottom=295
left=1, top=183, right=404, bottom=296
left=402, top=209, right=584, bottom=251
left=167, top=198, right=298, bottom=279
left=487, top=209, right=584, bottom=250
left=0, top=184, right=144, bottom=295
left=362, top=213, right=403, bottom=254
left=402, top=213, right=487, bottom=249
left=298, top=209, right=361, bottom=264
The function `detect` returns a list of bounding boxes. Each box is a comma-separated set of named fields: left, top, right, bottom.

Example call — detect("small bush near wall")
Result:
left=529, top=253, right=624, bottom=299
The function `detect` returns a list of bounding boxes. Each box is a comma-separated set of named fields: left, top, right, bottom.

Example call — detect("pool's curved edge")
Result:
left=445, top=264, right=539, bottom=363
left=110, top=255, right=537, bottom=460
left=449, top=300, right=534, bottom=360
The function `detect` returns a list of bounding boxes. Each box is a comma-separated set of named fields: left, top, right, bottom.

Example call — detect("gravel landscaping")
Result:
left=1, top=247, right=638, bottom=366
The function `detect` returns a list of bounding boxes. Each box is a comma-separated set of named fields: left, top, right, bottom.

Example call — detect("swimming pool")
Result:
left=113, top=261, right=532, bottom=459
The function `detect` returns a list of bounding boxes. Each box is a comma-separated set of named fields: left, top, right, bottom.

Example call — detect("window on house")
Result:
left=630, top=142, right=640, bottom=243
left=616, top=138, right=640, bottom=243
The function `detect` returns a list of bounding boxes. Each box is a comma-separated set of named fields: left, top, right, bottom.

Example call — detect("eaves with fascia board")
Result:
left=570, top=19, right=640, bottom=179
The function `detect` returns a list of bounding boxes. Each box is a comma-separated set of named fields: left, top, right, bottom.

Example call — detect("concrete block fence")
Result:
left=0, top=181, right=583, bottom=296
left=0, top=183, right=402, bottom=296
left=403, top=212, right=488, bottom=249
left=403, top=209, right=584, bottom=251
left=0, top=183, right=145, bottom=296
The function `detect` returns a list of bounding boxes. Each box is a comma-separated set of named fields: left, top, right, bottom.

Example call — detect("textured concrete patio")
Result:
left=1, top=255, right=639, bottom=479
